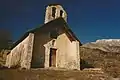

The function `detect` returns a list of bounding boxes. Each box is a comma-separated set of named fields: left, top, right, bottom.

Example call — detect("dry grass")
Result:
left=0, top=68, right=110, bottom=80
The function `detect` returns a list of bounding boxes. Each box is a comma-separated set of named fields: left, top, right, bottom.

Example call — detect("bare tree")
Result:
left=0, top=29, right=13, bottom=51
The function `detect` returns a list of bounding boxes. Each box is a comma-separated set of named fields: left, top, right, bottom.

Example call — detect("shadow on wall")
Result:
left=80, top=59, right=94, bottom=70
left=30, top=20, right=78, bottom=68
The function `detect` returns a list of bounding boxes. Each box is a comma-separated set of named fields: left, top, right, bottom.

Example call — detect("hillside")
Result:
left=80, top=46, right=120, bottom=78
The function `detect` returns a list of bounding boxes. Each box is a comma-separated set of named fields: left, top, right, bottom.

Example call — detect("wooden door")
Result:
left=49, top=48, right=56, bottom=67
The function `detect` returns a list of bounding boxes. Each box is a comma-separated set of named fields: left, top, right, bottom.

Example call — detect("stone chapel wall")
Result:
left=44, top=32, right=80, bottom=70
left=54, top=33, right=80, bottom=69
left=5, top=33, right=34, bottom=69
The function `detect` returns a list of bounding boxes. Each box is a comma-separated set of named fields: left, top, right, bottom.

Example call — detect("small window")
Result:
left=52, top=7, right=56, bottom=18
left=52, top=40, right=55, bottom=45
left=50, top=30, right=58, bottom=39
left=60, top=10, right=63, bottom=17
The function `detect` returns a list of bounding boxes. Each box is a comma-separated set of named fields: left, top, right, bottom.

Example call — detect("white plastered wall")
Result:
left=44, top=33, right=80, bottom=70
left=5, top=33, right=34, bottom=69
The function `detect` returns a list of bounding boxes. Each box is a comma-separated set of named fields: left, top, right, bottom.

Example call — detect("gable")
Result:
left=10, top=17, right=82, bottom=49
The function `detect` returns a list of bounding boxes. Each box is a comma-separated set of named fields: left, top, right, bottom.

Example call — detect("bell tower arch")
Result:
left=44, top=4, right=67, bottom=23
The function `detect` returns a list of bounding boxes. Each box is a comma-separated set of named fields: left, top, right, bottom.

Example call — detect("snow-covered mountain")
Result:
left=82, top=39, right=120, bottom=53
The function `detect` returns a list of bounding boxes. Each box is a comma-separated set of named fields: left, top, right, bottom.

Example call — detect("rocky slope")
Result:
left=80, top=47, right=120, bottom=78
left=81, top=39, right=120, bottom=78
left=82, top=39, right=120, bottom=53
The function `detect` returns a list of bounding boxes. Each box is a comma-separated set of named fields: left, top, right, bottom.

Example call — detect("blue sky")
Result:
left=1, top=0, right=120, bottom=43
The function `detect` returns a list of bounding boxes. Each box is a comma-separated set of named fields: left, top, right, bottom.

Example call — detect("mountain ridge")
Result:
left=82, top=39, right=120, bottom=53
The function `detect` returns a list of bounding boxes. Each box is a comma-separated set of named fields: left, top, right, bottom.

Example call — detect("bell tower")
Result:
left=44, top=4, right=67, bottom=23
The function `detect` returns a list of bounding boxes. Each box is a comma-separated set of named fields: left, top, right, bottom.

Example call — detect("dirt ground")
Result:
left=0, top=68, right=111, bottom=80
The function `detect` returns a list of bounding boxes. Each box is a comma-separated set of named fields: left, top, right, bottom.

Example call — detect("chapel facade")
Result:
left=5, top=4, right=81, bottom=70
